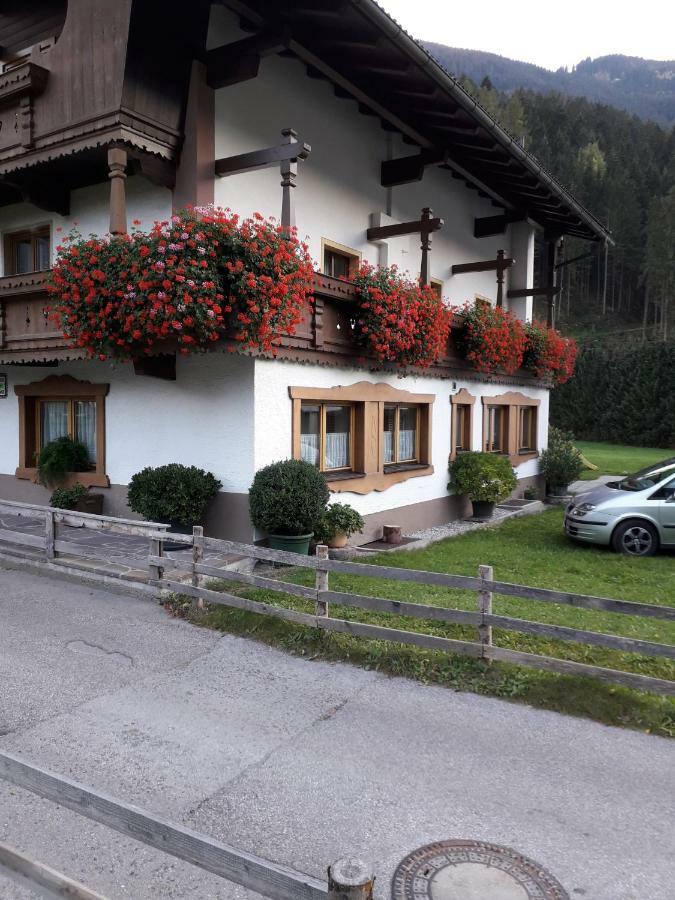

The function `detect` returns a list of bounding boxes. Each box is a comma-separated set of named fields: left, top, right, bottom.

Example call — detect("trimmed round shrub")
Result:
left=539, top=427, right=583, bottom=491
left=37, top=436, right=90, bottom=487
left=49, top=482, right=89, bottom=510
left=449, top=451, right=517, bottom=503
left=127, top=463, right=222, bottom=525
left=249, top=459, right=329, bottom=536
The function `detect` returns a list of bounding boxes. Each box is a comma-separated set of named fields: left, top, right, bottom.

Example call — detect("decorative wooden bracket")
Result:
left=133, top=354, right=176, bottom=381
left=474, top=211, right=526, bottom=238
left=214, top=128, right=311, bottom=228
left=206, top=29, right=291, bottom=89
left=0, top=62, right=48, bottom=150
left=451, top=249, right=514, bottom=307
left=507, top=286, right=561, bottom=299
left=380, top=150, right=446, bottom=187
left=367, top=206, right=443, bottom=286
left=108, top=146, right=128, bottom=236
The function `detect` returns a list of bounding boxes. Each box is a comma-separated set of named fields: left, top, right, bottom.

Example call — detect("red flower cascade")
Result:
left=47, top=208, right=314, bottom=360
left=523, top=320, right=578, bottom=384
left=455, top=301, right=526, bottom=375
left=352, top=264, right=452, bottom=369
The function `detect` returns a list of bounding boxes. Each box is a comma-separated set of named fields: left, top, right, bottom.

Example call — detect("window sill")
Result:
left=383, top=462, right=427, bottom=474
left=326, top=464, right=433, bottom=495
left=324, top=471, right=366, bottom=482
left=15, top=468, right=110, bottom=488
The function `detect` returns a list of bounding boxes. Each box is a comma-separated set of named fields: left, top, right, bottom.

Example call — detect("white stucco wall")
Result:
left=0, top=353, right=255, bottom=493
left=208, top=7, right=535, bottom=313
left=253, top=358, right=548, bottom=517
left=0, top=176, right=172, bottom=276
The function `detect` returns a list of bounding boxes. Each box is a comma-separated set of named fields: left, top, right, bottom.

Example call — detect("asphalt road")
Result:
left=0, top=564, right=673, bottom=899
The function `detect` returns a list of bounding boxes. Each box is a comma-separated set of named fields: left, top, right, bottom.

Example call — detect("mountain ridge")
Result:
left=422, top=45, right=675, bottom=126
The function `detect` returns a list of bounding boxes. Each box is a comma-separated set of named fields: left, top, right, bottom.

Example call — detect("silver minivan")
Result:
left=565, top=458, right=675, bottom=556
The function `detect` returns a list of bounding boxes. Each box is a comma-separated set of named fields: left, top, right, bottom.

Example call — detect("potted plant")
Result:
left=127, top=464, right=222, bottom=543
left=37, top=436, right=91, bottom=487
left=49, top=483, right=104, bottom=515
left=449, top=451, right=518, bottom=519
left=539, top=428, right=584, bottom=497
left=249, top=459, right=329, bottom=555
left=315, top=502, right=365, bottom=549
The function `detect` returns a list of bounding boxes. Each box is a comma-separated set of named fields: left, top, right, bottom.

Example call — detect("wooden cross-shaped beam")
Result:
left=214, top=129, right=311, bottom=228
left=451, top=249, right=515, bottom=307
left=367, top=207, right=443, bottom=286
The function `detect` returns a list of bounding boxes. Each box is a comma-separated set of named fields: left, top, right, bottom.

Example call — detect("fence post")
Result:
left=192, top=525, right=205, bottom=609
left=315, top=543, right=329, bottom=617
left=148, top=534, right=162, bottom=589
left=327, top=858, right=374, bottom=899
left=477, top=564, right=493, bottom=663
left=44, top=509, right=55, bottom=560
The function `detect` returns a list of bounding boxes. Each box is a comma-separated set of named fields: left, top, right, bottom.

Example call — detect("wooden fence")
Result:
left=150, top=529, right=675, bottom=697
left=0, top=499, right=673, bottom=697
left=0, top=750, right=373, bottom=900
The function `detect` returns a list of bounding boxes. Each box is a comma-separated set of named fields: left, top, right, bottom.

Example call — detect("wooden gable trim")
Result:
left=289, top=381, right=435, bottom=405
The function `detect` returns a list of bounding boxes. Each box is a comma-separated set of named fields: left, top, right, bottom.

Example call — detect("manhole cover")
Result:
left=392, top=840, right=569, bottom=900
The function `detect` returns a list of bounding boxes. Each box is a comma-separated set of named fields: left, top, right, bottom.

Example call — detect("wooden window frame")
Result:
left=300, top=400, right=355, bottom=474
left=518, top=405, right=537, bottom=453
left=14, top=375, right=110, bottom=487
left=450, top=388, right=475, bottom=460
left=383, top=404, right=421, bottom=467
left=430, top=278, right=444, bottom=299
left=4, top=225, right=51, bottom=276
left=290, top=382, right=434, bottom=494
left=481, top=392, right=540, bottom=466
left=321, top=238, right=361, bottom=280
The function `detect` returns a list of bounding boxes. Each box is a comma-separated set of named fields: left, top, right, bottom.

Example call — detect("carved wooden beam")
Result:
left=380, top=151, right=446, bottom=188
left=474, top=212, right=526, bottom=238
left=215, top=134, right=311, bottom=178
left=507, top=286, right=561, bottom=299
left=206, top=30, right=290, bottom=89
left=452, top=249, right=515, bottom=307
left=368, top=207, right=443, bottom=287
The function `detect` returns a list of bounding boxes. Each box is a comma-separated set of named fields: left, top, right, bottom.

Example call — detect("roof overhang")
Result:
left=218, top=0, right=611, bottom=244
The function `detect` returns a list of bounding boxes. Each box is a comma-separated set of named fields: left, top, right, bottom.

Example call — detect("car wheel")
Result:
left=611, top=519, right=659, bottom=557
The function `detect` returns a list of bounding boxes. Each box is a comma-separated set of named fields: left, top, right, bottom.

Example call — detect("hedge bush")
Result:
left=249, top=459, right=329, bottom=536
left=127, top=464, right=221, bottom=525
left=551, top=344, right=675, bottom=448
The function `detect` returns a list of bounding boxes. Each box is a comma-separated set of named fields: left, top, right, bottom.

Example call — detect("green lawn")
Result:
left=176, top=508, right=675, bottom=736
left=576, top=440, right=672, bottom=481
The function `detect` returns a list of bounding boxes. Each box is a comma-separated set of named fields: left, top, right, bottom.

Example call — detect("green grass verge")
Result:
left=576, top=440, right=671, bottom=481
left=174, top=508, right=675, bottom=736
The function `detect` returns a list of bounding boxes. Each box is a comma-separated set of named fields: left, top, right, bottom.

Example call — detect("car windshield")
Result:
left=617, top=457, right=675, bottom=492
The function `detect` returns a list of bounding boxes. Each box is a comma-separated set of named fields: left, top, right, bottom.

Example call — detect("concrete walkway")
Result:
left=0, top=565, right=673, bottom=900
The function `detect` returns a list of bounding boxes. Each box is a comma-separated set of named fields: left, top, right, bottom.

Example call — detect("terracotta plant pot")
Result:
left=471, top=500, right=495, bottom=519
left=327, top=532, right=349, bottom=549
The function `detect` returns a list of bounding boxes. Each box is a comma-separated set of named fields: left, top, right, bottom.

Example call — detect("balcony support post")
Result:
left=108, top=147, right=128, bottom=236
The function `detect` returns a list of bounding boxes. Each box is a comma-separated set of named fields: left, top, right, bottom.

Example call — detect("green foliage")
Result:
left=539, top=428, right=584, bottom=489
left=551, top=344, right=675, bottom=448
left=449, top=451, right=517, bottom=502
left=49, top=482, right=89, bottom=509
left=314, top=503, right=365, bottom=543
left=249, top=459, right=329, bottom=536
left=37, top=436, right=90, bottom=487
left=127, top=464, right=221, bottom=525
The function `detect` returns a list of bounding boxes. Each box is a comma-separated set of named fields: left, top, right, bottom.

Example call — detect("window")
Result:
left=455, top=405, right=472, bottom=453
left=430, top=279, right=443, bottom=299
left=485, top=405, right=509, bottom=453
left=383, top=404, right=419, bottom=465
left=300, top=401, right=353, bottom=472
left=4, top=226, right=51, bottom=275
left=290, top=383, right=434, bottom=493
left=322, top=239, right=360, bottom=280
left=37, top=399, right=97, bottom=463
left=481, top=393, right=540, bottom=464
left=15, top=375, right=109, bottom=487
left=518, top=406, right=537, bottom=452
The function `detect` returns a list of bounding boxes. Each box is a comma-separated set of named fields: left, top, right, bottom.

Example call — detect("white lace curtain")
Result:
left=41, top=402, right=68, bottom=446
left=398, top=429, right=415, bottom=461
left=75, top=400, right=97, bottom=462
left=300, top=433, right=319, bottom=466
left=325, top=432, right=349, bottom=469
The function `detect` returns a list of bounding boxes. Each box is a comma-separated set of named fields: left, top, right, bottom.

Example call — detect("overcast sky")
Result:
left=379, top=0, right=675, bottom=71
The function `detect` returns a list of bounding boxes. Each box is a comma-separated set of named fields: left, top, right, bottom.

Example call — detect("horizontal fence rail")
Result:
left=0, top=500, right=673, bottom=695
left=0, top=751, right=329, bottom=900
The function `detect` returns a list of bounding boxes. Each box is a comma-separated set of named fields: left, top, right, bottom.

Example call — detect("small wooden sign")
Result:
left=0, top=374, right=6, bottom=399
